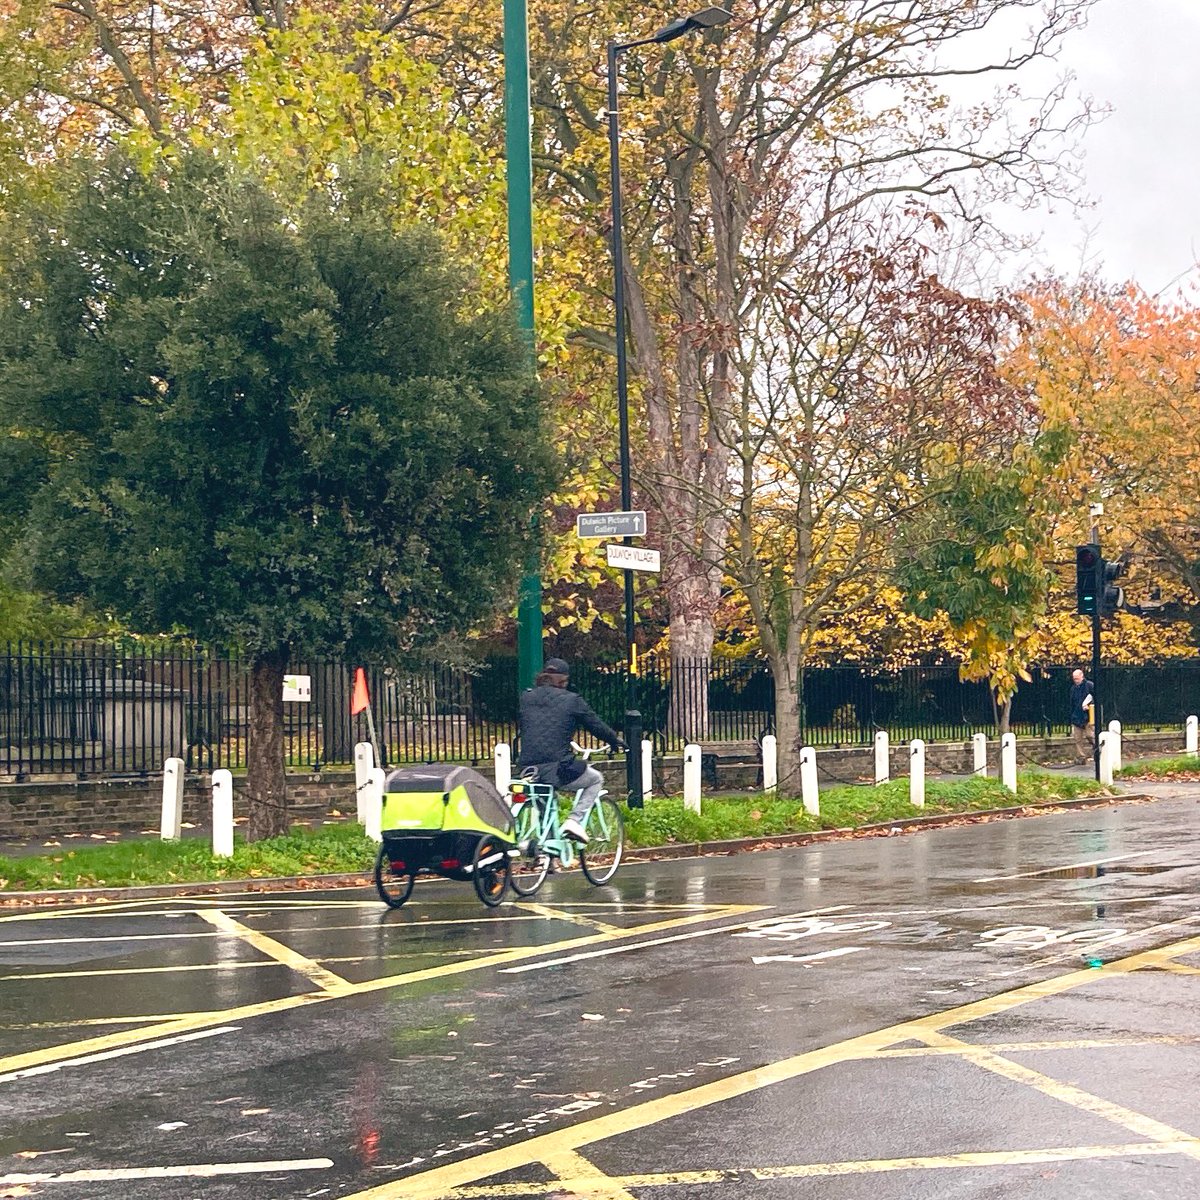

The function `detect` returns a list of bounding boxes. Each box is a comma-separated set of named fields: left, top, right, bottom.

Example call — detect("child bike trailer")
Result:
left=374, top=765, right=515, bottom=908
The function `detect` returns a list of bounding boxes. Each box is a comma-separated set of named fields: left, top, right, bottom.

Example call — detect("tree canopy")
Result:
left=0, top=149, right=557, bottom=832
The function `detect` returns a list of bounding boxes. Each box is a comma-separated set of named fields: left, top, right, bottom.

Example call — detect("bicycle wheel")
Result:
left=509, top=802, right=551, bottom=897
left=580, top=797, right=624, bottom=886
left=471, top=834, right=511, bottom=907
left=374, top=843, right=416, bottom=909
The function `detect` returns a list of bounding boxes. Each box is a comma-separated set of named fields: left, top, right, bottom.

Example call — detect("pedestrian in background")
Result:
left=1069, top=668, right=1095, bottom=762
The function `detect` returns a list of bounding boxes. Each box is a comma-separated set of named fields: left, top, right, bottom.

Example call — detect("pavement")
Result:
left=0, top=785, right=1197, bottom=1199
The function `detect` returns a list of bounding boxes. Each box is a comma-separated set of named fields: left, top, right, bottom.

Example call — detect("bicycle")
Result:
left=506, top=743, right=625, bottom=895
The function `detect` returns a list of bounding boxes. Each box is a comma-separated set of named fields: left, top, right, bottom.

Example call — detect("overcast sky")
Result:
left=1011, top=0, right=1200, bottom=294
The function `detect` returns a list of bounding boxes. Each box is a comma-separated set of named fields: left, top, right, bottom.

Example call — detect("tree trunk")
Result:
left=667, top=574, right=718, bottom=740
left=994, top=690, right=1013, bottom=737
left=773, top=662, right=802, bottom=795
left=246, top=645, right=289, bottom=842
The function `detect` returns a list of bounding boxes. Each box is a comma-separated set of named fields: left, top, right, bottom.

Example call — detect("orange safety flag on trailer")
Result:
left=350, top=668, right=370, bottom=715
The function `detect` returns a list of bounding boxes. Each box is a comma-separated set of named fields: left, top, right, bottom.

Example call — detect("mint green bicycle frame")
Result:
left=511, top=781, right=579, bottom=868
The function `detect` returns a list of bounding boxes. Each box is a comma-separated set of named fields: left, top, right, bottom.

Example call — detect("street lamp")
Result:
left=607, top=6, right=733, bottom=808
left=503, top=0, right=542, bottom=693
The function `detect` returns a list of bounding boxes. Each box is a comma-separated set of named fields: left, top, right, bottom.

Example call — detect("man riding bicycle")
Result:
left=517, top=658, right=626, bottom=844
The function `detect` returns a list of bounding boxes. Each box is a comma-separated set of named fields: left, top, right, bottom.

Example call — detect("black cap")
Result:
left=544, top=657, right=570, bottom=676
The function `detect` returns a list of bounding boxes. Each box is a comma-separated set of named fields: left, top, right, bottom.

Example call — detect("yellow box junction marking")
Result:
left=195, top=908, right=354, bottom=995
left=510, top=903, right=623, bottom=935
left=916, top=1029, right=1200, bottom=1161
left=338, top=932, right=1200, bottom=1199
left=444, top=1143, right=1197, bottom=1195
left=0, top=903, right=763, bottom=1079
left=541, top=1150, right=641, bottom=1200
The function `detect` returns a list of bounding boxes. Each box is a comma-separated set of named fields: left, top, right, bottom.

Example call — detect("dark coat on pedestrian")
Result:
left=517, top=685, right=621, bottom=787
left=1069, top=678, right=1096, bottom=728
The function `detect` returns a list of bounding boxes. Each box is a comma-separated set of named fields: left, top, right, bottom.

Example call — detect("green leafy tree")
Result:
left=0, top=150, right=556, bottom=837
left=893, top=448, right=1061, bottom=733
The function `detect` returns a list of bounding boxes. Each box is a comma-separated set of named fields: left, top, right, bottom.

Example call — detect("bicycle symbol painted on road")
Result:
left=975, top=925, right=1128, bottom=952
left=735, top=915, right=892, bottom=943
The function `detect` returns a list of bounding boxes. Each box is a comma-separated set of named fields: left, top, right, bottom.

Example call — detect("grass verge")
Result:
left=0, top=822, right=377, bottom=892
left=623, top=770, right=1112, bottom=847
left=1, top=770, right=1113, bottom=893
left=1116, top=755, right=1200, bottom=781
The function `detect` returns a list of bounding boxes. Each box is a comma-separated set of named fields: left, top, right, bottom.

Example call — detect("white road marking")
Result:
left=988, top=915, right=1200, bottom=979
left=752, top=947, right=866, bottom=965
left=0, top=1157, right=333, bottom=1184
left=973, top=850, right=1161, bottom=884
left=0, top=1026, right=238, bottom=1085
left=814, top=894, right=1196, bottom=920
left=499, top=906, right=850, bottom=975
left=735, top=916, right=890, bottom=943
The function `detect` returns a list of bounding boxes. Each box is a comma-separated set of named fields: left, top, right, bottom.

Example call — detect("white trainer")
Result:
left=562, top=817, right=588, bottom=845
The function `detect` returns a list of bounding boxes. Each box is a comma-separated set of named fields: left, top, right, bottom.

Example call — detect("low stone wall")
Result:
left=0, top=730, right=1192, bottom=840
left=0, top=772, right=360, bottom=842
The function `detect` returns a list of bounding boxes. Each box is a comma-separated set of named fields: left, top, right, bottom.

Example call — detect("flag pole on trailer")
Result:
left=351, top=667, right=381, bottom=769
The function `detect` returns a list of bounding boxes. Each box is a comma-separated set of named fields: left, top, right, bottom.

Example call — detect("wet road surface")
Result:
left=1, top=792, right=1198, bottom=1199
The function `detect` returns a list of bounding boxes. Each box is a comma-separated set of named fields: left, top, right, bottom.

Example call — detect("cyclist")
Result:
left=517, top=657, right=625, bottom=844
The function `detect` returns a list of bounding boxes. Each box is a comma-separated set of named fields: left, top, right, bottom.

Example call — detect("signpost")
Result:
left=605, top=544, right=661, bottom=573
left=577, top=508, right=654, bottom=808
left=577, top=510, right=647, bottom=539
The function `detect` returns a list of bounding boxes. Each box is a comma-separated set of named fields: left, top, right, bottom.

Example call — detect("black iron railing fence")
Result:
left=1, top=640, right=1197, bottom=778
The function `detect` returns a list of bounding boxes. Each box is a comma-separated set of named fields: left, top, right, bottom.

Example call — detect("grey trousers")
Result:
left=566, top=766, right=605, bottom=823
left=528, top=763, right=606, bottom=824
left=1071, top=722, right=1095, bottom=760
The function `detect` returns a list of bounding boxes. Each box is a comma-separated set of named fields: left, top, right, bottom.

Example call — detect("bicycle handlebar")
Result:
left=571, top=741, right=620, bottom=760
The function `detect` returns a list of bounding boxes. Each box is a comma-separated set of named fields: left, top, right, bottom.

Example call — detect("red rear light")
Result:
left=390, top=861, right=406, bottom=871
left=440, top=858, right=461, bottom=870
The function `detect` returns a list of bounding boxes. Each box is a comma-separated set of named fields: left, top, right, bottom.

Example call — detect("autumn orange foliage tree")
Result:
left=1015, top=279, right=1200, bottom=602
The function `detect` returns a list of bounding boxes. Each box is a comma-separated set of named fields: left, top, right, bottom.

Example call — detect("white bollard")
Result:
left=910, top=739, right=926, bottom=808
left=1107, top=720, right=1122, bottom=772
left=972, top=732, right=988, bottom=777
left=1001, top=732, right=1017, bottom=794
left=354, top=741, right=374, bottom=824
left=799, top=746, right=819, bottom=816
left=1098, top=732, right=1114, bottom=786
left=641, top=739, right=653, bottom=800
left=160, top=756, right=184, bottom=841
left=874, top=730, right=889, bottom=785
left=762, top=734, right=778, bottom=796
left=1187, top=715, right=1198, bottom=758
left=364, top=766, right=384, bottom=842
left=494, top=742, right=512, bottom=795
left=211, top=768, right=234, bottom=858
left=683, top=743, right=702, bottom=813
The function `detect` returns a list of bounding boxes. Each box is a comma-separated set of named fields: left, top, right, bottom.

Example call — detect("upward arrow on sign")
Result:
left=576, top=511, right=646, bottom=539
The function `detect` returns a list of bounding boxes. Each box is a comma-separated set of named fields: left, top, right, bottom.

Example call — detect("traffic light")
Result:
left=1101, top=558, right=1126, bottom=616
left=1075, top=544, right=1100, bottom=615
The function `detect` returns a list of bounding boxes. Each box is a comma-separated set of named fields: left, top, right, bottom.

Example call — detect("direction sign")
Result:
left=576, top=510, right=647, bottom=539
left=606, top=543, right=660, bottom=573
